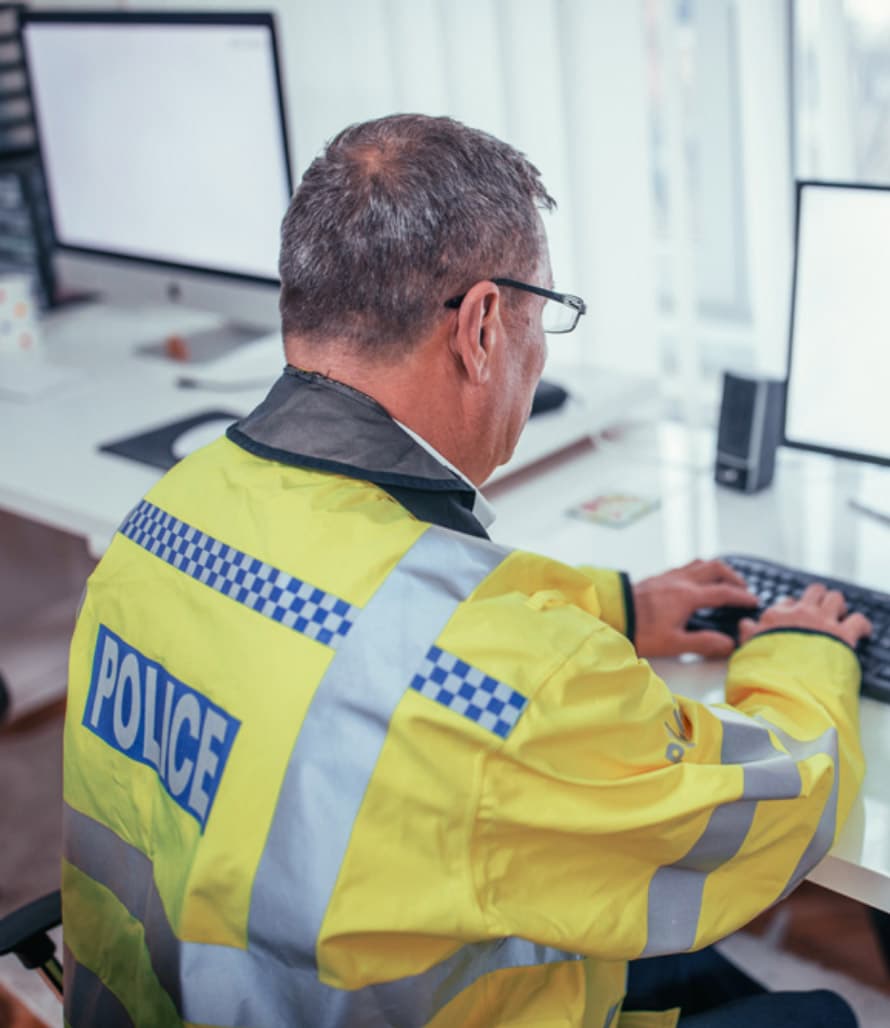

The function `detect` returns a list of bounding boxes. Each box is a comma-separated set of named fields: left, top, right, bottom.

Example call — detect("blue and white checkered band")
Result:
left=410, top=645, right=527, bottom=739
left=119, top=500, right=359, bottom=648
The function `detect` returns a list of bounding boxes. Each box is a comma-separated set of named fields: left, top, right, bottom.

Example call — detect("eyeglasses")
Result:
left=443, top=277, right=587, bottom=334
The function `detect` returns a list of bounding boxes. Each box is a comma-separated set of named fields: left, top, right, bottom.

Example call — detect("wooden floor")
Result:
left=0, top=703, right=64, bottom=921
left=0, top=984, right=47, bottom=1028
left=748, top=882, right=890, bottom=996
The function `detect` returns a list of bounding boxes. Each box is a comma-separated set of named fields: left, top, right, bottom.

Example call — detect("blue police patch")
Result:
left=83, top=625, right=240, bottom=830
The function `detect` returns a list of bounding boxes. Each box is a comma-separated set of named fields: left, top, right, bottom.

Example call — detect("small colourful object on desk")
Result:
left=0, top=273, right=40, bottom=356
left=567, top=492, right=660, bottom=528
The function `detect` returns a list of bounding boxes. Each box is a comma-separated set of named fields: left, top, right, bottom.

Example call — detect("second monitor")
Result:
left=784, top=180, right=890, bottom=470
left=21, top=9, right=294, bottom=357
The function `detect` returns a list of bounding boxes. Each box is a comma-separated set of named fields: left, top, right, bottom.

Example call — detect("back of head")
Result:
left=279, top=114, right=555, bottom=354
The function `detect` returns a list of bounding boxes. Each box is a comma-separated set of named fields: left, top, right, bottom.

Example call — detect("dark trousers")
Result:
left=624, top=947, right=857, bottom=1027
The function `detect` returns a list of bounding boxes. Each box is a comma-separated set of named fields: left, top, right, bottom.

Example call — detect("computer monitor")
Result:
left=20, top=10, right=293, bottom=359
left=784, top=180, right=890, bottom=521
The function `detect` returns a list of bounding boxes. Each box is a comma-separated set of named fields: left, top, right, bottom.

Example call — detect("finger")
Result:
left=820, top=589, right=847, bottom=619
left=771, top=595, right=796, bottom=608
left=696, top=584, right=760, bottom=609
left=678, top=630, right=736, bottom=659
left=686, top=559, right=749, bottom=590
left=800, top=583, right=827, bottom=605
left=737, top=617, right=759, bottom=645
left=841, top=611, right=872, bottom=643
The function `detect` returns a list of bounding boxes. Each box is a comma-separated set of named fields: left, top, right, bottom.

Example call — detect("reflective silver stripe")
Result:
left=181, top=936, right=582, bottom=1028
left=603, top=1000, right=620, bottom=1028
left=718, top=706, right=781, bottom=763
left=428, top=938, right=582, bottom=1017
left=643, top=800, right=758, bottom=956
left=64, top=944, right=134, bottom=1028
left=246, top=525, right=509, bottom=969
left=759, top=720, right=840, bottom=900
left=642, top=706, right=803, bottom=956
left=66, top=807, right=581, bottom=1028
left=64, top=804, right=182, bottom=1011
left=718, top=706, right=803, bottom=799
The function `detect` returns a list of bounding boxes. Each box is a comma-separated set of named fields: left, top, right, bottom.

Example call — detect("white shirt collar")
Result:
left=394, top=421, right=496, bottom=530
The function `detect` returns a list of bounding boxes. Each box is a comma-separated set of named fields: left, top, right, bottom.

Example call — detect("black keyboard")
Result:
left=686, top=554, right=890, bottom=704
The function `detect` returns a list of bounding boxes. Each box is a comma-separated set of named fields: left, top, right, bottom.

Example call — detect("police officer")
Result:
left=64, top=114, right=868, bottom=1027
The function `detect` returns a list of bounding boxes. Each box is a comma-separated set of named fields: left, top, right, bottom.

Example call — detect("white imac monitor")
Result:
left=21, top=10, right=293, bottom=359
left=785, top=182, right=890, bottom=466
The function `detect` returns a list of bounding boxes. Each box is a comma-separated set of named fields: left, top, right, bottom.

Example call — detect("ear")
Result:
left=448, top=280, right=502, bottom=386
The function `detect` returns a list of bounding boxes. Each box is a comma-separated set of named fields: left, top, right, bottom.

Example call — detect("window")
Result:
left=795, top=0, right=890, bottom=183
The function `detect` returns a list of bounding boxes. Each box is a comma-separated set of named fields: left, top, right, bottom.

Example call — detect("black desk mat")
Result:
left=98, top=409, right=240, bottom=472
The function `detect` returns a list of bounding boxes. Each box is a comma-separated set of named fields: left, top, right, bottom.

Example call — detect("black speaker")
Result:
left=715, top=372, right=785, bottom=493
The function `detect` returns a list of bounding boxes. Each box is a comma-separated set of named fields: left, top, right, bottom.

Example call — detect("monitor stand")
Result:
left=135, top=321, right=271, bottom=364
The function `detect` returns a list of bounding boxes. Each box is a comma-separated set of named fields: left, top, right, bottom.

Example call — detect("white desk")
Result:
left=486, top=420, right=890, bottom=914
left=0, top=303, right=655, bottom=557
left=0, top=304, right=275, bottom=556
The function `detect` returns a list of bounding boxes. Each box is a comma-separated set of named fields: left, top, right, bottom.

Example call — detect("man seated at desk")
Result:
left=62, top=114, right=870, bottom=1027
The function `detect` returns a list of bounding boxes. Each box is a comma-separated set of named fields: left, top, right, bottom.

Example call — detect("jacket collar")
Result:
left=227, top=367, right=490, bottom=538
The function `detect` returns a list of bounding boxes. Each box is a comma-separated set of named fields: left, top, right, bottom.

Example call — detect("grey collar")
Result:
left=228, top=366, right=477, bottom=496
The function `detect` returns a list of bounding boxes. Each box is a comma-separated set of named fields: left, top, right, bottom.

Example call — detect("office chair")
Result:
left=0, top=890, right=63, bottom=997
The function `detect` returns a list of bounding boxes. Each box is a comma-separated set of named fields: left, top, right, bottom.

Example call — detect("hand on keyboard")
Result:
left=633, top=558, right=759, bottom=658
left=686, top=555, right=890, bottom=702
left=739, top=583, right=872, bottom=650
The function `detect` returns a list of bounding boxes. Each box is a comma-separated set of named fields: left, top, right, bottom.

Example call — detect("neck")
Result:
left=284, top=332, right=496, bottom=485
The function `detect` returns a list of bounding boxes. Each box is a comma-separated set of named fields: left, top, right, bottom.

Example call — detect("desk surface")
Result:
left=1, top=304, right=268, bottom=553
left=487, top=420, right=890, bottom=913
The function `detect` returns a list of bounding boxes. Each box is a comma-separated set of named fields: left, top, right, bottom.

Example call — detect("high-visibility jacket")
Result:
left=63, top=368, right=864, bottom=1028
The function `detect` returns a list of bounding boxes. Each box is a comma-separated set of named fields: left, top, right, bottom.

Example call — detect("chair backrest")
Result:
left=0, top=890, right=63, bottom=996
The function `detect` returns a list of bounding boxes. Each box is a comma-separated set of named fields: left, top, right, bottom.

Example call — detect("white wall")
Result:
left=267, top=0, right=660, bottom=373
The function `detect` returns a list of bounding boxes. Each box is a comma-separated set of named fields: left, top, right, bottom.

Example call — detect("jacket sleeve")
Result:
left=576, top=566, right=635, bottom=640
left=469, top=617, right=863, bottom=962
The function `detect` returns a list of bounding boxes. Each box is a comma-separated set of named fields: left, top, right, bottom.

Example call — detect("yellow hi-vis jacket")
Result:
left=63, top=369, right=864, bottom=1028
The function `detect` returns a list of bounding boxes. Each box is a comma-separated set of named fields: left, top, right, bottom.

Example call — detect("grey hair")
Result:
left=278, top=113, right=555, bottom=352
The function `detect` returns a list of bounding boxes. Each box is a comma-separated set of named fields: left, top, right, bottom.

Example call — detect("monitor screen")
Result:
left=784, top=181, right=890, bottom=468
left=21, top=12, right=293, bottom=286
